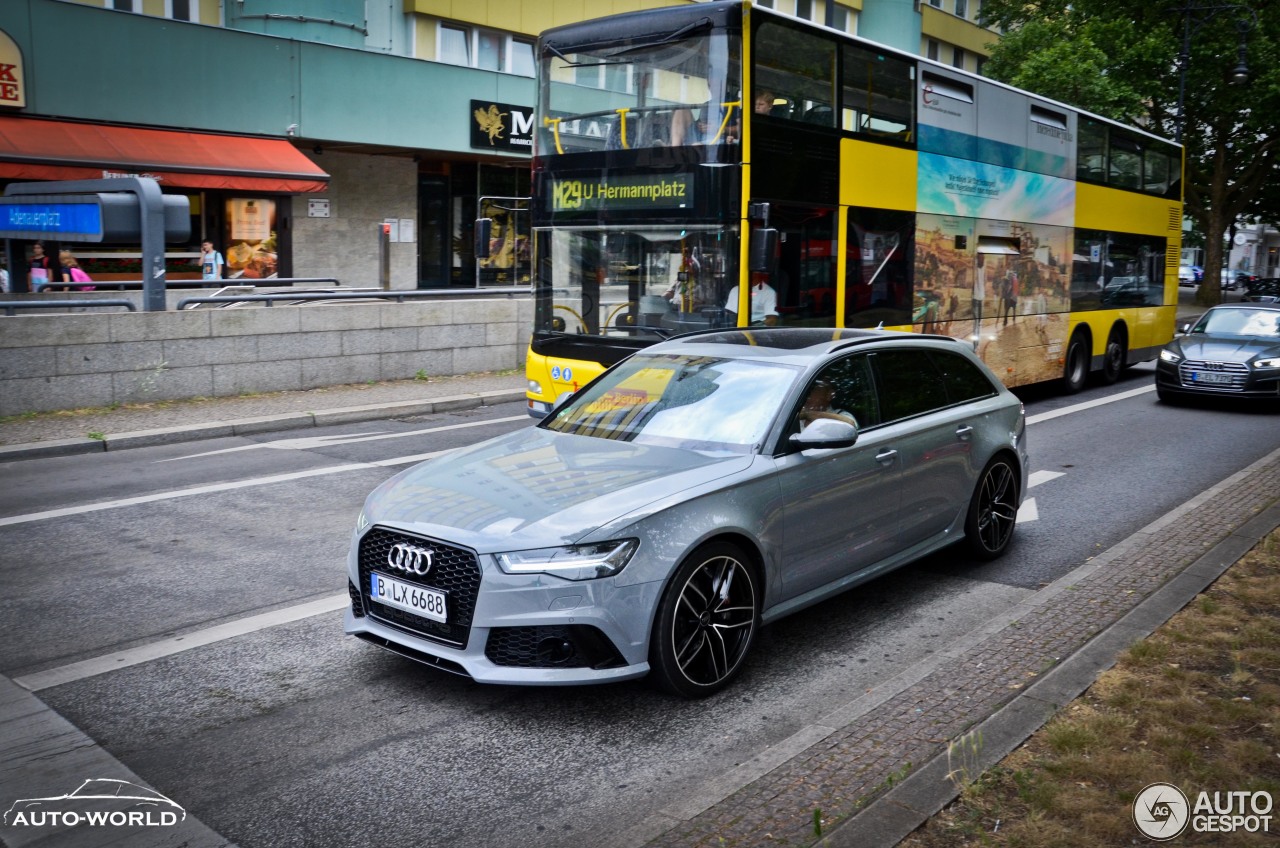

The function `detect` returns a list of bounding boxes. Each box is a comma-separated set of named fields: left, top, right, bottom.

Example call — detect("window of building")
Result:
left=477, top=30, right=504, bottom=72
left=976, top=56, right=986, bottom=76
left=437, top=24, right=535, bottom=77
left=511, top=39, right=535, bottom=77
left=926, top=39, right=940, bottom=61
left=954, top=0, right=968, bottom=18
left=953, top=47, right=965, bottom=68
left=112, top=0, right=136, bottom=10
left=440, top=25, right=469, bottom=66
left=796, top=0, right=814, bottom=21
left=165, top=0, right=195, bottom=20
left=929, top=0, right=943, bottom=7
left=830, top=5, right=852, bottom=33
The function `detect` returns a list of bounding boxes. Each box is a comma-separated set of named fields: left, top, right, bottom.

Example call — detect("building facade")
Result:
left=0, top=0, right=998, bottom=292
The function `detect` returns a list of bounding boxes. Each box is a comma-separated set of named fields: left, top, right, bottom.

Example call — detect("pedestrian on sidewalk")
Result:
left=200, top=240, right=225, bottom=281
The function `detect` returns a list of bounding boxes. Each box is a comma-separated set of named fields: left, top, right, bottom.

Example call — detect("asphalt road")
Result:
left=2, top=368, right=1277, bottom=848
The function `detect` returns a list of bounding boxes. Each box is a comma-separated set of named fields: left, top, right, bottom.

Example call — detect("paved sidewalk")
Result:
left=0, top=371, right=528, bottom=461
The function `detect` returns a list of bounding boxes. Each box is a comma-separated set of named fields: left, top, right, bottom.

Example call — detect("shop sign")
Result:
left=0, top=29, right=26, bottom=108
left=225, top=198, right=277, bottom=278
left=470, top=100, right=533, bottom=152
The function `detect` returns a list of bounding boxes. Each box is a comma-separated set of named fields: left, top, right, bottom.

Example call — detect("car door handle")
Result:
left=875, top=449, right=898, bottom=466
left=955, top=425, right=974, bottom=440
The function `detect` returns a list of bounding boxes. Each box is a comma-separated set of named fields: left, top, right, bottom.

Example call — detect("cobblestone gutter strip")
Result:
left=639, top=448, right=1280, bottom=848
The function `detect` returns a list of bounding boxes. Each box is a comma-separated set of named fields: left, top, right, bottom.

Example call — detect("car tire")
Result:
left=963, top=455, right=1019, bottom=561
left=1062, top=331, right=1089, bottom=394
left=1100, top=329, right=1127, bottom=384
left=650, top=541, right=760, bottom=698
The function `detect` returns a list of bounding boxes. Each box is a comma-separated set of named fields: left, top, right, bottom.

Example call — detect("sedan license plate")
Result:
left=370, top=572, right=447, bottom=623
left=1190, top=371, right=1234, bottom=385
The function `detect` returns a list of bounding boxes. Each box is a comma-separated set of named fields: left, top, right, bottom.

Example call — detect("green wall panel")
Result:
left=0, top=0, right=532, bottom=156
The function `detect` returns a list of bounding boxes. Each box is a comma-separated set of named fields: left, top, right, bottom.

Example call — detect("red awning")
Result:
left=0, top=117, right=329, bottom=193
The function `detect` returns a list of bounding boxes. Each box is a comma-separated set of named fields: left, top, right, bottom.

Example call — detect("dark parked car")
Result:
left=1242, top=278, right=1280, bottom=304
left=1156, top=304, right=1280, bottom=402
left=346, top=328, right=1029, bottom=697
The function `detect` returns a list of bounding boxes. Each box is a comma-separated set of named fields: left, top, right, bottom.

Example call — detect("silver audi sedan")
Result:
left=345, top=328, right=1028, bottom=697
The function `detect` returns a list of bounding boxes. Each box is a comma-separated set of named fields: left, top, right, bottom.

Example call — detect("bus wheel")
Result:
left=1062, top=331, right=1089, bottom=394
left=1100, top=329, right=1127, bottom=384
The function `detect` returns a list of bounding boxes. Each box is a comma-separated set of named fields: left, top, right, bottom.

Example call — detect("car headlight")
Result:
left=495, top=539, right=638, bottom=581
left=1254, top=357, right=1280, bottom=369
left=528, top=379, right=543, bottom=395
left=1159, top=349, right=1183, bottom=364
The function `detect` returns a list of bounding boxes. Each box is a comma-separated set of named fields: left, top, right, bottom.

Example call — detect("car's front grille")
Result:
left=357, top=527, right=481, bottom=648
left=485, top=625, right=626, bottom=669
left=1178, top=359, right=1250, bottom=391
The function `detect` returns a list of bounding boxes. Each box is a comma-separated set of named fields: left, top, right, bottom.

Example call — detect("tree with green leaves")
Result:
left=978, top=0, right=1280, bottom=305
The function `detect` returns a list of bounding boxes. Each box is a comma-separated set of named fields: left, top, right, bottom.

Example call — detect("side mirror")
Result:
left=749, top=227, right=779, bottom=274
left=474, top=218, right=492, bottom=259
left=542, top=390, right=577, bottom=421
left=789, top=418, right=859, bottom=450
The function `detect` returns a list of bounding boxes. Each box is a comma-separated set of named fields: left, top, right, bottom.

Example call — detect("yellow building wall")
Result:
left=919, top=6, right=995, bottom=56
left=404, top=0, right=686, bottom=37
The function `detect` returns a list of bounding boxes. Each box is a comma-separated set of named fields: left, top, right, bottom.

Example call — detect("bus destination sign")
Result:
left=550, top=174, right=694, bottom=213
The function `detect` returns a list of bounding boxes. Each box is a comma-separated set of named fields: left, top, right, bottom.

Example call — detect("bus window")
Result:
left=755, top=22, right=836, bottom=128
left=840, top=44, right=915, bottom=142
left=533, top=226, right=739, bottom=337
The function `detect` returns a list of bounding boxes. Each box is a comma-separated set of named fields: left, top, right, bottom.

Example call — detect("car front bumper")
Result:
left=345, top=530, right=664, bottom=686
left=1156, top=359, right=1280, bottom=398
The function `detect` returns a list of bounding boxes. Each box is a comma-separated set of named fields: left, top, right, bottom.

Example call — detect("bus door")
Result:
left=759, top=203, right=837, bottom=328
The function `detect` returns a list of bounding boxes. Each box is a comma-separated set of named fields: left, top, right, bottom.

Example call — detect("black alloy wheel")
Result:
left=1062, top=331, right=1089, bottom=393
left=650, top=541, right=760, bottom=698
left=964, top=456, right=1019, bottom=560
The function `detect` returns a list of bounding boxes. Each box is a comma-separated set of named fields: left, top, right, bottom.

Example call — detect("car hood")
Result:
left=363, top=426, right=753, bottom=551
left=1175, top=336, right=1280, bottom=362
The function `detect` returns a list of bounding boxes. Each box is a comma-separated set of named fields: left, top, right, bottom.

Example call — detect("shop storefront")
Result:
left=0, top=115, right=328, bottom=288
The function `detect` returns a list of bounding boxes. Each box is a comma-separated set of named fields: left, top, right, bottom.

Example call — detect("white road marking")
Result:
left=1028, top=470, right=1064, bottom=488
left=14, top=594, right=349, bottom=692
left=1025, top=384, right=1154, bottom=425
left=160, top=415, right=528, bottom=461
left=1016, top=497, right=1038, bottom=524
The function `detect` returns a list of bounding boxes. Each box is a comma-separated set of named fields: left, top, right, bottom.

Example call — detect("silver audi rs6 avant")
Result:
left=346, top=328, right=1029, bottom=697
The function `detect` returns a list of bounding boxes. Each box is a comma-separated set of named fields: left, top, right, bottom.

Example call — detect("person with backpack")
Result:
left=57, top=250, right=95, bottom=292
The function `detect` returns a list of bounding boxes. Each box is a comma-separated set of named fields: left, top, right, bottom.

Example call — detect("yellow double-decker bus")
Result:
left=519, top=0, right=1182, bottom=416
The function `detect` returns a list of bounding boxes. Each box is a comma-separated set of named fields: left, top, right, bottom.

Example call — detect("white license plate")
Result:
left=1190, top=371, right=1234, bottom=385
left=370, top=572, right=447, bottom=623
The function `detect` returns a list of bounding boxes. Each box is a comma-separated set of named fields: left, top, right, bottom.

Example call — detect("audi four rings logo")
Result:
left=387, top=543, right=434, bottom=576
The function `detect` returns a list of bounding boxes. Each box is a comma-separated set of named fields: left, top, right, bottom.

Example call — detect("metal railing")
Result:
left=176, top=286, right=530, bottom=310
left=2, top=300, right=137, bottom=315
left=33, top=277, right=340, bottom=293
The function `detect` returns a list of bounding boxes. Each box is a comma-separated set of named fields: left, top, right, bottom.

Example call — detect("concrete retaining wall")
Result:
left=0, top=298, right=534, bottom=416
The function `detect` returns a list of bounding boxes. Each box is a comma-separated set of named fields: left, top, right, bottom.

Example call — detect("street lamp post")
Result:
left=1174, top=2, right=1258, bottom=143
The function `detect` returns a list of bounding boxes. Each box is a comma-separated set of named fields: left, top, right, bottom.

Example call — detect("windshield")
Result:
left=543, top=353, right=799, bottom=453
left=534, top=225, right=739, bottom=338
left=1193, top=308, right=1280, bottom=338
left=539, top=31, right=739, bottom=153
